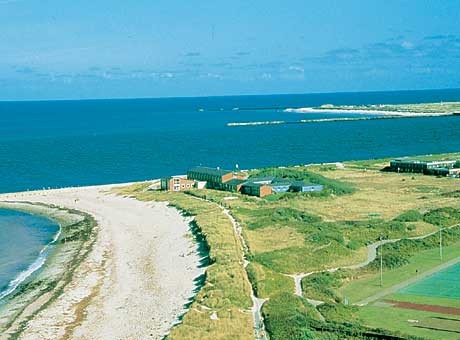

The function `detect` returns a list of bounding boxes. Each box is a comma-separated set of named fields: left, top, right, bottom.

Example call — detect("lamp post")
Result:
left=380, top=236, right=383, bottom=287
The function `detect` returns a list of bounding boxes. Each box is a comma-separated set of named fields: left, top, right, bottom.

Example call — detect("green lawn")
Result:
left=358, top=306, right=460, bottom=340
left=340, top=241, right=460, bottom=303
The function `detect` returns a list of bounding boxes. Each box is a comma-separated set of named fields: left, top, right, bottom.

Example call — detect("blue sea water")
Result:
left=0, top=208, right=59, bottom=302
left=1, top=88, right=460, bottom=194
left=0, top=88, right=460, bottom=298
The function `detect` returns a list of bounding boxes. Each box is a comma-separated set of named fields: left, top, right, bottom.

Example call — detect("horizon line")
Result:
left=1, top=87, right=460, bottom=103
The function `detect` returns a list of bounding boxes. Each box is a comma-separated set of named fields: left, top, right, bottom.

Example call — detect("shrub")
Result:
left=393, top=210, right=423, bottom=222
left=262, top=293, right=319, bottom=339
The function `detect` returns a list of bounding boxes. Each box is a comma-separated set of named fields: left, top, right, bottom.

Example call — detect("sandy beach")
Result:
left=0, top=184, right=205, bottom=339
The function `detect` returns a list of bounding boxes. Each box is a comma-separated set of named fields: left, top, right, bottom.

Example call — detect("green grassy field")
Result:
left=339, top=241, right=460, bottom=303
left=358, top=306, right=460, bottom=340
left=115, top=153, right=460, bottom=339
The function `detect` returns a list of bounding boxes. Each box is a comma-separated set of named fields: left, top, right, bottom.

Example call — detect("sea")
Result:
left=0, top=209, right=59, bottom=302
left=0, top=88, right=460, bottom=301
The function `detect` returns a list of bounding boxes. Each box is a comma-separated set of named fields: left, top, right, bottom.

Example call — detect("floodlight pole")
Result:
left=380, top=237, right=383, bottom=287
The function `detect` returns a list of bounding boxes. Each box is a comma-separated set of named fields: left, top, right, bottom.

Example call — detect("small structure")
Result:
left=241, top=182, right=272, bottom=197
left=222, top=178, right=247, bottom=192
left=161, top=176, right=195, bottom=192
left=290, top=181, right=324, bottom=192
left=389, top=159, right=457, bottom=174
left=269, top=180, right=292, bottom=193
left=187, top=166, right=235, bottom=189
left=195, top=181, right=207, bottom=189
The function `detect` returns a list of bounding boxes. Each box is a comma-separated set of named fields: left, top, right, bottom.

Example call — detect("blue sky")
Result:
left=1, top=0, right=460, bottom=100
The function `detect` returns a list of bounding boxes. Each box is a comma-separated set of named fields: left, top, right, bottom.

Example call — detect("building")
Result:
left=160, top=165, right=325, bottom=197
left=187, top=166, right=235, bottom=189
left=389, top=159, right=458, bottom=174
left=290, top=181, right=324, bottom=192
left=241, top=182, right=273, bottom=197
left=222, top=178, right=247, bottom=192
left=269, top=180, right=292, bottom=193
left=161, top=176, right=195, bottom=192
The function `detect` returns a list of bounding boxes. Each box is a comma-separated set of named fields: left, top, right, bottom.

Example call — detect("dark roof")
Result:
left=242, top=182, right=264, bottom=188
left=224, top=179, right=247, bottom=186
left=188, top=166, right=233, bottom=176
left=392, top=158, right=456, bottom=165
left=290, top=181, right=322, bottom=187
left=246, top=176, right=275, bottom=184
left=270, top=181, right=292, bottom=187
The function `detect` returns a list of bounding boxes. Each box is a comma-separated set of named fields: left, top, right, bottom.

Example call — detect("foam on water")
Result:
left=0, top=209, right=60, bottom=301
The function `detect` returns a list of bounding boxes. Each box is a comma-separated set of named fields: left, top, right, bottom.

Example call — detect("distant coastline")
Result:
left=284, top=107, right=455, bottom=117
left=227, top=102, right=460, bottom=127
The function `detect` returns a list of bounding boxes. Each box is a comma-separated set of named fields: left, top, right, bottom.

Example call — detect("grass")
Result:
left=114, top=152, right=460, bottom=339
left=358, top=306, right=460, bottom=340
left=339, top=240, right=460, bottom=303
left=246, top=262, right=293, bottom=298
left=113, top=184, right=254, bottom=340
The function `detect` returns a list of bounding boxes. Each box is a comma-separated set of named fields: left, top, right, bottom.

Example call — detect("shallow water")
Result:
left=0, top=208, right=59, bottom=301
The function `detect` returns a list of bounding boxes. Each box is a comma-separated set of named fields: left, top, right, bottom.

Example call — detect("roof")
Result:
left=188, top=166, right=233, bottom=176
left=392, top=158, right=456, bottom=165
left=242, top=182, right=265, bottom=188
left=224, top=179, right=247, bottom=186
left=270, top=181, right=292, bottom=187
left=246, top=176, right=275, bottom=184
left=290, top=181, right=322, bottom=187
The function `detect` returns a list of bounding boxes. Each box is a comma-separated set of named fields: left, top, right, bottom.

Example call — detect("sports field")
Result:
left=398, top=262, right=460, bottom=300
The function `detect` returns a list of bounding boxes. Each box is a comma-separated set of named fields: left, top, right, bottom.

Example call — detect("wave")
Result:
left=0, top=224, right=61, bottom=301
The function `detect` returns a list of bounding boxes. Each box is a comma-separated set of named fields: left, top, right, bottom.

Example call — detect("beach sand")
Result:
left=0, top=184, right=205, bottom=339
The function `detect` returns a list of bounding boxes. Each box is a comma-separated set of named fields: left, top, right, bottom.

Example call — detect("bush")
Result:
left=262, top=293, right=319, bottom=339
left=272, top=207, right=322, bottom=224
left=423, top=207, right=460, bottom=227
left=301, top=271, right=348, bottom=303
left=317, top=303, right=360, bottom=324
left=393, top=210, right=423, bottom=222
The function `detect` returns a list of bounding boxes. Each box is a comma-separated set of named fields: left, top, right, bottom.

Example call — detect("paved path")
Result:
left=189, top=195, right=268, bottom=340
left=287, top=224, right=459, bottom=306
left=222, top=208, right=268, bottom=340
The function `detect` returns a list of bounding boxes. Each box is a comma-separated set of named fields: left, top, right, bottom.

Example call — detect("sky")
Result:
left=1, top=0, right=460, bottom=100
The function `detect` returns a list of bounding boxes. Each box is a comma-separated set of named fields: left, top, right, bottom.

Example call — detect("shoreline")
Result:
left=0, top=211, right=62, bottom=302
left=0, top=201, right=97, bottom=338
left=0, top=184, right=206, bottom=339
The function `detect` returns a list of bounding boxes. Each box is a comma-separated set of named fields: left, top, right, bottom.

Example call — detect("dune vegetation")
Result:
left=116, top=152, right=460, bottom=339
